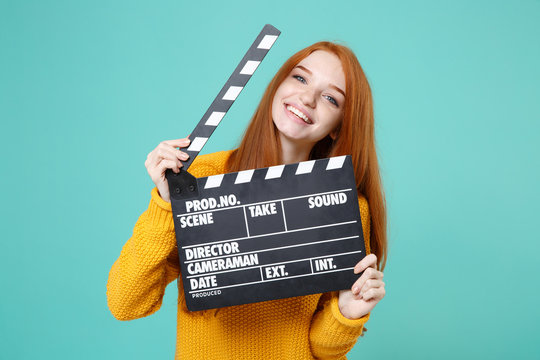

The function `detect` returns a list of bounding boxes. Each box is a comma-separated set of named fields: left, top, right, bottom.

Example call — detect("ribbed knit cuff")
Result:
left=147, top=187, right=175, bottom=232
left=327, top=292, right=370, bottom=334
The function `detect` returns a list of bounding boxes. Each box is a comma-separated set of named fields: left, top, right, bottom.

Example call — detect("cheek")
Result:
left=273, top=81, right=295, bottom=103
left=271, top=86, right=288, bottom=120
left=271, top=96, right=280, bottom=123
left=320, top=109, right=343, bottom=132
left=271, top=88, right=281, bottom=109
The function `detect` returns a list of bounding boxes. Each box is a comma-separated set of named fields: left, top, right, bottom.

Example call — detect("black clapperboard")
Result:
left=166, top=25, right=366, bottom=311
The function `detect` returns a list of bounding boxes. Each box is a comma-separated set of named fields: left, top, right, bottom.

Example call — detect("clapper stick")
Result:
left=166, top=24, right=280, bottom=201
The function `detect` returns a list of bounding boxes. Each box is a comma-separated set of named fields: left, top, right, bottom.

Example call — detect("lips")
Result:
left=285, top=104, right=312, bottom=124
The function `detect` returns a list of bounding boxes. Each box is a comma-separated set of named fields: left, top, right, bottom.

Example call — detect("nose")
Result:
left=299, top=88, right=317, bottom=108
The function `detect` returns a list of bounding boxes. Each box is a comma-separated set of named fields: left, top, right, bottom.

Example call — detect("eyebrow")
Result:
left=295, top=65, right=346, bottom=97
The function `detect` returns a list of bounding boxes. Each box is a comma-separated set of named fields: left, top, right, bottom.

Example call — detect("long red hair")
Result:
left=227, top=42, right=387, bottom=271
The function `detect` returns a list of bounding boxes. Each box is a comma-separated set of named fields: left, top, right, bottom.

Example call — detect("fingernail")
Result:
left=352, top=286, right=358, bottom=294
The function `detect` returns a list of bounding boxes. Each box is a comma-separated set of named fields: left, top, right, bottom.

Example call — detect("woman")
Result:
left=107, top=41, right=387, bottom=359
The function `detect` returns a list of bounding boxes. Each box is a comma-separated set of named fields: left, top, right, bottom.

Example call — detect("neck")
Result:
left=279, top=134, right=314, bottom=164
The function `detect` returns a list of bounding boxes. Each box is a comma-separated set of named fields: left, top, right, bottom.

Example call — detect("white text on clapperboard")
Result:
left=178, top=191, right=354, bottom=297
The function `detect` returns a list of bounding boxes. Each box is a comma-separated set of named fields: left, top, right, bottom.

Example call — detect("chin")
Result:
left=277, top=129, right=315, bottom=145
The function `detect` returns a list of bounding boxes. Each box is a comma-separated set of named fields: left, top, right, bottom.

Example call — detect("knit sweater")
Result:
left=107, top=150, right=372, bottom=359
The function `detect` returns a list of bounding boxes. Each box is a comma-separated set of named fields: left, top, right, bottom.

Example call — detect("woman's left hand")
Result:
left=338, top=254, right=386, bottom=320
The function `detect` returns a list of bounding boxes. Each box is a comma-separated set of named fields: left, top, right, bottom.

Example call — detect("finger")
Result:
left=354, top=254, right=377, bottom=274
left=145, top=151, right=154, bottom=169
left=149, top=156, right=183, bottom=183
left=162, top=138, right=191, bottom=148
left=351, top=268, right=384, bottom=295
left=361, top=287, right=386, bottom=302
left=146, top=147, right=160, bottom=166
left=156, top=159, right=182, bottom=174
left=152, top=155, right=183, bottom=175
left=359, top=279, right=385, bottom=296
left=156, top=144, right=189, bottom=162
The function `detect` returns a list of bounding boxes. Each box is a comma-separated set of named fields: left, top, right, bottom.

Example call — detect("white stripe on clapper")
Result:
left=295, top=160, right=315, bottom=175
left=326, top=156, right=346, bottom=170
left=222, top=86, right=243, bottom=101
left=265, top=165, right=285, bottom=179
left=257, top=35, right=278, bottom=50
left=235, top=169, right=255, bottom=184
left=240, top=60, right=261, bottom=75
left=187, top=137, right=208, bottom=152
left=205, top=111, right=226, bottom=126
left=205, top=174, right=224, bottom=189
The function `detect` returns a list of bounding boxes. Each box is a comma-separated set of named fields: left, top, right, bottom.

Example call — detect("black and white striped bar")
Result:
left=169, top=155, right=367, bottom=311
left=180, top=24, right=280, bottom=170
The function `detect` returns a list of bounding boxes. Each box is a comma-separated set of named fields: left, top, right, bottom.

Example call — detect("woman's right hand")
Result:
left=145, top=138, right=190, bottom=203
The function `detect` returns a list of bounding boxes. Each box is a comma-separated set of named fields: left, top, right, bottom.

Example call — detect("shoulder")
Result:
left=189, top=150, right=234, bottom=178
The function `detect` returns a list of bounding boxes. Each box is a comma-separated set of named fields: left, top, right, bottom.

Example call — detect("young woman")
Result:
left=107, top=41, right=387, bottom=359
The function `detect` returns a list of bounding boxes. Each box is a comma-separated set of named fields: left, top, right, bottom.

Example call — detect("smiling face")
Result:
left=271, top=50, right=346, bottom=149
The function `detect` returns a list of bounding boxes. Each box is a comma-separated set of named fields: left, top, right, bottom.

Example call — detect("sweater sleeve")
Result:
left=106, top=151, right=229, bottom=320
left=106, top=187, right=180, bottom=320
left=309, top=196, right=371, bottom=359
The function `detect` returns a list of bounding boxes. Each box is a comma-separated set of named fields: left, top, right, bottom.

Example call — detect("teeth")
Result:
left=286, top=105, right=311, bottom=124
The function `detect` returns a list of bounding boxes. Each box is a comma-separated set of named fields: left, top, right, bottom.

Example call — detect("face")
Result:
left=271, top=50, right=346, bottom=147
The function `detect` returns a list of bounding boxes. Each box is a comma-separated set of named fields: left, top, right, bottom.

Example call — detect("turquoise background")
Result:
left=1, top=0, right=539, bottom=358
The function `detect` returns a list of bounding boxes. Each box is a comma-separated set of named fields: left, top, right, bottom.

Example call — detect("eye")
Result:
left=293, top=75, right=306, bottom=84
left=324, top=95, right=338, bottom=107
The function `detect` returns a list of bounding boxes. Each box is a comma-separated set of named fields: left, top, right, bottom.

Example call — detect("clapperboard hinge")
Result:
left=169, top=168, right=199, bottom=201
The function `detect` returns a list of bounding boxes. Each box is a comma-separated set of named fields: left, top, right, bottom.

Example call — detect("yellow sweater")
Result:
left=107, top=150, right=372, bottom=360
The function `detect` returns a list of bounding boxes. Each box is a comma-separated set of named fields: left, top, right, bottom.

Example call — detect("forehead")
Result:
left=296, top=50, right=345, bottom=88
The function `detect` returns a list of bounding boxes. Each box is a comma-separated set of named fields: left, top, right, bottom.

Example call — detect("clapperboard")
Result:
left=166, top=25, right=366, bottom=311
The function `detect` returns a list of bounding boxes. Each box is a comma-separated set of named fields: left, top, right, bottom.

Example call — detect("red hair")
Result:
left=227, top=42, right=387, bottom=271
